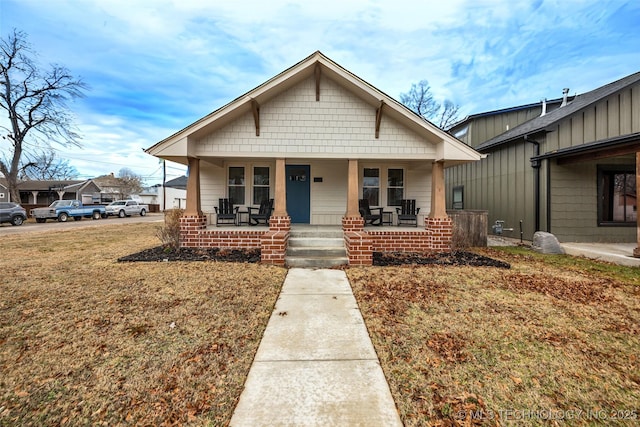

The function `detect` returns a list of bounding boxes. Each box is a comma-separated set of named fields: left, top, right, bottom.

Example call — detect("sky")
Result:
left=1, top=0, right=639, bottom=185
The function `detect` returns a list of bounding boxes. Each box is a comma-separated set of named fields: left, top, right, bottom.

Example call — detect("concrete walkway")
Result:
left=230, top=268, right=402, bottom=427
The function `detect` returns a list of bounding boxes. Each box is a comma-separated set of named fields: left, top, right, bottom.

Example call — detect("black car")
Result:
left=0, top=202, right=27, bottom=226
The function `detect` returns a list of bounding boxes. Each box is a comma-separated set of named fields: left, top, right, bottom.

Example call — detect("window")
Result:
left=362, top=168, right=379, bottom=206
left=598, top=167, right=636, bottom=225
left=253, top=166, right=270, bottom=204
left=387, top=168, right=404, bottom=206
left=452, top=186, right=464, bottom=209
left=228, top=167, right=245, bottom=205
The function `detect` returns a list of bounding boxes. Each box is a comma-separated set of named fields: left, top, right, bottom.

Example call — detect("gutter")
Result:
left=524, top=135, right=541, bottom=233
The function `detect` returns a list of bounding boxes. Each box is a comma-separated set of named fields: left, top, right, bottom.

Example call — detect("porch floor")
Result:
left=206, top=224, right=423, bottom=232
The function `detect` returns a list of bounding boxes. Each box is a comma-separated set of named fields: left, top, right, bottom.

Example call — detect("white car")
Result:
left=105, top=200, right=149, bottom=218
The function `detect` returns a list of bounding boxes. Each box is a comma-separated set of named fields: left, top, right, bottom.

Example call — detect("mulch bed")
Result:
left=118, top=246, right=262, bottom=263
left=373, top=251, right=511, bottom=268
left=119, top=246, right=510, bottom=268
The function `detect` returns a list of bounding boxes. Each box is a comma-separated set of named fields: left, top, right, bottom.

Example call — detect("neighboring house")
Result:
left=0, top=181, right=8, bottom=202
left=11, top=179, right=102, bottom=205
left=164, top=176, right=187, bottom=209
left=146, top=51, right=482, bottom=265
left=140, top=184, right=161, bottom=206
left=446, top=71, right=640, bottom=255
left=93, top=173, right=125, bottom=202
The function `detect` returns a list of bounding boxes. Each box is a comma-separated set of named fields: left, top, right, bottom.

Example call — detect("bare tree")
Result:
left=400, top=80, right=461, bottom=129
left=0, top=29, right=86, bottom=201
left=117, top=168, right=143, bottom=198
left=20, top=150, right=79, bottom=180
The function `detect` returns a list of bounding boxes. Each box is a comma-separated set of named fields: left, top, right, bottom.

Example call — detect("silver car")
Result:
left=0, top=202, right=27, bottom=226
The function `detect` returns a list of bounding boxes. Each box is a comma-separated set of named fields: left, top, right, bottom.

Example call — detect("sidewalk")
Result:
left=230, top=268, right=402, bottom=426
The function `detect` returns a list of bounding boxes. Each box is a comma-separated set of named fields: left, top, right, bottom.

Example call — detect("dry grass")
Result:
left=0, top=223, right=286, bottom=426
left=348, top=247, right=640, bottom=426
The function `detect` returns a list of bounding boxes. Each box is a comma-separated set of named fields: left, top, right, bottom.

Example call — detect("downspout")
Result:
left=525, top=135, right=541, bottom=233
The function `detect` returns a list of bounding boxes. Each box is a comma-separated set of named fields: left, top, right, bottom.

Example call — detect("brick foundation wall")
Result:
left=366, top=229, right=432, bottom=252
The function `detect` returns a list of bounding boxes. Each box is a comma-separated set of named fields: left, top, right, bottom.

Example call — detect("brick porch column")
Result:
left=426, top=160, right=453, bottom=252
left=181, top=157, right=206, bottom=247
left=342, top=159, right=371, bottom=264
left=262, top=158, right=290, bottom=265
left=634, top=152, right=640, bottom=258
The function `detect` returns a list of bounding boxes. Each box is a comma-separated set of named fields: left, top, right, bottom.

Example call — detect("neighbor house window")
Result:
left=452, top=186, right=464, bottom=209
left=598, top=167, right=636, bottom=225
left=253, top=166, right=270, bottom=204
left=363, top=168, right=379, bottom=206
left=387, top=168, right=404, bottom=206
left=228, top=166, right=245, bottom=205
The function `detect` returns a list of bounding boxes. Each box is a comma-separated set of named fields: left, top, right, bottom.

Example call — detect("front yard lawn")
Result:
left=0, top=223, right=285, bottom=426
left=348, top=247, right=640, bottom=426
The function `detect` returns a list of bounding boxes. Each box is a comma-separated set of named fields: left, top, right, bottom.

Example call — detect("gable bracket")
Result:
left=251, top=99, right=260, bottom=136
left=314, top=63, right=321, bottom=101
left=375, top=100, right=384, bottom=138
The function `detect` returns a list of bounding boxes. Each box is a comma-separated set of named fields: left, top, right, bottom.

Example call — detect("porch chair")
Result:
left=358, top=199, right=383, bottom=226
left=396, top=199, right=420, bottom=227
left=249, top=199, right=274, bottom=226
left=214, top=198, right=239, bottom=226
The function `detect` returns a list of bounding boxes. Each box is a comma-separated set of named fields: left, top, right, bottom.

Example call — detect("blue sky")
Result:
left=1, top=0, right=639, bottom=185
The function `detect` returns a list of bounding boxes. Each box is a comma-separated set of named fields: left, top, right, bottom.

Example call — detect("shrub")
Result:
left=156, top=209, right=184, bottom=248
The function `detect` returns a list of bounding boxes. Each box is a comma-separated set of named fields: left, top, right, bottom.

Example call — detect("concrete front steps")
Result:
left=286, top=226, right=348, bottom=268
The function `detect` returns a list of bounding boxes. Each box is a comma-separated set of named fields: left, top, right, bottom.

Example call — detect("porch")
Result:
left=180, top=157, right=453, bottom=266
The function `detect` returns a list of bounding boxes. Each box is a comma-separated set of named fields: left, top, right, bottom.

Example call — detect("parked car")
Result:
left=0, top=202, right=27, bottom=226
left=105, top=199, right=149, bottom=218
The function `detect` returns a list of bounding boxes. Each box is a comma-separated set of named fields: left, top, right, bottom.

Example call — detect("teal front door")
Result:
left=286, top=165, right=310, bottom=223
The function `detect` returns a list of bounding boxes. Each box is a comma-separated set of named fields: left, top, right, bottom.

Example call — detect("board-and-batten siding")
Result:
left=465, top=107, right=543, bottom=148
left=545, top=82, right=640, bottom=152
left=194, top=75, right=436, bottom=159
left=446, top=142, right=537, bottom=239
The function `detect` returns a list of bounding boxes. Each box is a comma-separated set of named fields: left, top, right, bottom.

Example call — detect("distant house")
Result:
left=164, top=176, right=187, bottom=209
left=8, top=179, right=102, bottom=205
left=93, top=174, right=125, bottom=202
left=0, top=181, right=8, bottom=202
left=446, top=71, right=640, bottom=255
left=145, top=51, right=482, bottom=265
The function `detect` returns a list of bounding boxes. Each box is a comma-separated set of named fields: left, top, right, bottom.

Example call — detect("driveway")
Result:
left=0, top=213, right=164, bottom=236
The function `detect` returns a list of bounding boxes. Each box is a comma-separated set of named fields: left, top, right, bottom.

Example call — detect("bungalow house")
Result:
left=446, top=71, right=640, bottom=257
left=145, top=51, right=482, bottom=265
left=11, top=179, right=102, bottom=205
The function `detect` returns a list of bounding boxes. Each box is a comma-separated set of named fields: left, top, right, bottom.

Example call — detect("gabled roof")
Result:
left=16, top=179, right=85, bottom=191
left=165, top=176, right=187, bottom=189
left=476, top=71, right=640, bottom=151
left=145, top=51, right=482, bottom=164
left=448, top=97, right=566, bottom=131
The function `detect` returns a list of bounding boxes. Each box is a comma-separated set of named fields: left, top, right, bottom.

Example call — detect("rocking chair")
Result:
left=359, top=199, right=383, bottom=226
left=215, top=198, right=239, bottom=226
left=396, top=199, right=420, bottom=227
left=249, top=199, right=274, bottom=226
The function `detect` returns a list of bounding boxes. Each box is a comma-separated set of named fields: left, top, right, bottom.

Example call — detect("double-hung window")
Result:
left=253, top=166, right=270, bottom=204
left=228, top=167, right=245, bottom=205
left=387, top=168, right=404, bottom=206
left=362, top=168, right=380, bottom=206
